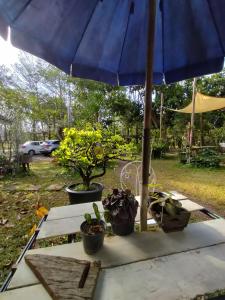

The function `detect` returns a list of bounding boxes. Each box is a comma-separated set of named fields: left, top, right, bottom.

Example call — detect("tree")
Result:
left=54, top=125, right=134, bottom=189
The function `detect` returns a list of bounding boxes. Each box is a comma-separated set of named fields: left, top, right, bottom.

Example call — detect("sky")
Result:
left=0, top=37, right=20, bottom=66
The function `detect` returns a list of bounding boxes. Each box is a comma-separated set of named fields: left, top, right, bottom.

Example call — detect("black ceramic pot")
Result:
left=111, top=220, right=135, bottom=236
left=80, top=219, right=106, bottom=255
left=66, top=183, right=103, bottom=205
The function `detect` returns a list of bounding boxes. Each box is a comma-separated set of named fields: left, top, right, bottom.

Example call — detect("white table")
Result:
left=3, top=219, right=225, bottom=300
left=37, top=192, right=204, bottom=241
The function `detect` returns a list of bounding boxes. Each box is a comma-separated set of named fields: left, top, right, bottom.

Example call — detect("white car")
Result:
left=19, top=141, right=43, bottom=155
left=40, top=140, right=60, bottom=155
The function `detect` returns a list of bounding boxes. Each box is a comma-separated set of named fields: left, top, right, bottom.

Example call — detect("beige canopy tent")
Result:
left=173, top=92, right=225, bottom=114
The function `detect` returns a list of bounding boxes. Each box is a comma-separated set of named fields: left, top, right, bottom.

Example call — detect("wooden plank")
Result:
left=25, top=255, right=101, bottom=300
left=9, top=219, right=225, bottom=290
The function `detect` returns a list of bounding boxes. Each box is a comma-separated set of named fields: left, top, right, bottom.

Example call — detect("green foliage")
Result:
left=149, top=192, right=182, bottom=217
left=84, top=203, right=101, bottom=224
left=191, top=148, right=221, bottom=168
left=0, top=154, right=7, bottom=166
left=103, top=210, right=111, bottom=223
left=73, top=184, right=95, bottom=191
left=152, top=140, right=168, bottom=158
left=84, top=213, right=92, bottom=225
left=54, top=125, right=134, bottom=187
left=93, top=203, right=101, bottom=222
left=210, top=126, right=225, bottom=144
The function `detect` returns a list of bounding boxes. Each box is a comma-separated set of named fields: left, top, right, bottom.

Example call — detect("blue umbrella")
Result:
left=1, top=0, right=225, bottom=229
left=0, top=0, right=224, bottom=85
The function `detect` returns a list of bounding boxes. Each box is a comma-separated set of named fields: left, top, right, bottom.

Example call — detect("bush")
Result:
left=191, top=148, right=221, bottom=168
left=152, top=141, right=168, bottom=159
left=54, top=125, right=135, bottom=189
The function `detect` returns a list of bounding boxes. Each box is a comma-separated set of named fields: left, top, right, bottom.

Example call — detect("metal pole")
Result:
left=189, top=78, right=197, bottom=148
left=160, top=92, right=164, bottom=140
left=140, top=0, right=156, bottom=231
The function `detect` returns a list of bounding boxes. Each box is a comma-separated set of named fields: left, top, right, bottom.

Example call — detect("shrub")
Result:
left=191, top=148, right=221, bottom=168
left=152, top=140, right=168, bottom=159
left=54, top=125, right=134, bottom=189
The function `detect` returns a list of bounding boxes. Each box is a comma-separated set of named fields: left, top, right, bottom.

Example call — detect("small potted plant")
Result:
left=148, top=191, right=190, bottom=233
left=102, top=189, right=139, bottom=236
left=54, top=125, right=133, bottom=204
left=80, top=203, right=106, bottom=255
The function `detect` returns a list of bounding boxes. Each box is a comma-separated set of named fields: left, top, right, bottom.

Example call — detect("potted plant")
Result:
left=80, top=203, right=106, bottom=255
left=103, top=188, right=139, bottom=236
left=54, top=125, right=133, bottom=204
left=148, top=191, right=190, bottom=233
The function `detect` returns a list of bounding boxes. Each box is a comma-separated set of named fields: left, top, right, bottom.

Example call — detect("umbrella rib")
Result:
left=206, top=0, right=225, bottom=54
left=117, top=1, right=134, bottom=85
left=11, top=0, right=33, bottom=23
left=70, top=1, right=99, bottom=68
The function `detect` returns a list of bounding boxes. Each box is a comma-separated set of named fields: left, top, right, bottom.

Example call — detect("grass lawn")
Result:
left=0, top=155, right=224, bottom=286
left=153, top=157, right=225, bottom=216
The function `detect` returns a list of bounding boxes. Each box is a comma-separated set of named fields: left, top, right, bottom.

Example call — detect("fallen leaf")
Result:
left=29, top=224, right=37, bottom=236
left=36, top=206, right=48, bottom=218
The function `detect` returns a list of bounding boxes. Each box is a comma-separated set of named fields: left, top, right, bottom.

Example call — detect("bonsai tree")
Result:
left=103, top=188, right=139, bottom=236
left=54, top=125, right=134, bottom=190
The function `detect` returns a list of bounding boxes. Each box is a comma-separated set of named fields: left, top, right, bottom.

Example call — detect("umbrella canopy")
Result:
left=1, top=0, right=225, bottom=230
left=172, top=92, right=225, bottom=114
left=0, top=0, right=225, bottom=86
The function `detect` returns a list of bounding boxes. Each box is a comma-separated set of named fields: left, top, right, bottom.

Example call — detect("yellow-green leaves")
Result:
left=54, top=125, right=135, bottom=186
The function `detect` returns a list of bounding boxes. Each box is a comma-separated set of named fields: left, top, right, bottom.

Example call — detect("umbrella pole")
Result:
left=160, top=92, right=164, bottom=140
left=140, top=0, right=156, bottom=231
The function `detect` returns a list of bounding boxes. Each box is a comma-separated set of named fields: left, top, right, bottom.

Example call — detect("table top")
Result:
left=9, top=218, right=225, bottom=290
left=3, top=243, right=225, bottom=300
left=4, top=219, right=225, bottom=300
left=37, top=193, right=204, bottom=241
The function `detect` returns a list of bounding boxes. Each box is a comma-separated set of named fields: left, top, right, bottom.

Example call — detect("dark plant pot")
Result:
left=148, top=192, right=190, bottom=233
left=111, top=220, right=135, bottom=236
left=66, top=183, right=104, bottom=205
left=80, top=220, right=106, bottom=255
left=151, top=209, right=191, bottom=233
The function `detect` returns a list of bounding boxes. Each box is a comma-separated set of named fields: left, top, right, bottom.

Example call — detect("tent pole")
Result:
left=189, top=78, right=197, bottom=148
left=140, top=0, right=156, bottom=232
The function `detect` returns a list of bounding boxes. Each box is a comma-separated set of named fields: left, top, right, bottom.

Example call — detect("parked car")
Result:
left=19, top=141, right=43, bottom=155
left=40, top=140, right=60, bottom=155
